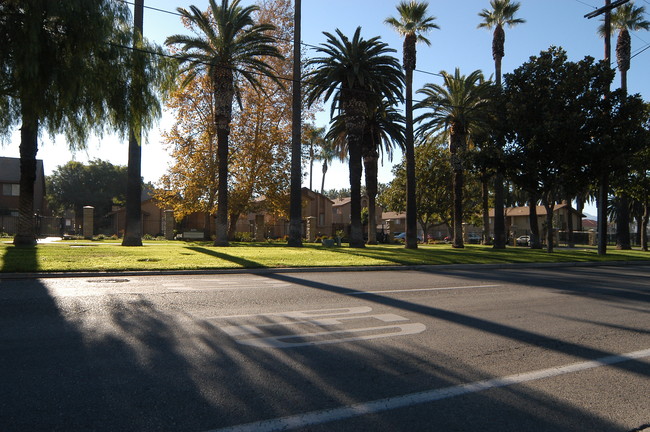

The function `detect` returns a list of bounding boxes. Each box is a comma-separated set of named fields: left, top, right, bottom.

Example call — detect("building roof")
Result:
left=0, top=156, right=44, bottom=182
left=331, top=197, right=351, bottom=207
left=381, top=211, right=405, bottom=220
left=488, top=203, right=584, bottom=218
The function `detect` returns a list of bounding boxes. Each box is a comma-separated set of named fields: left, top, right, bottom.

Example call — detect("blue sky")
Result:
left=4, top=0, right=650, bottom=215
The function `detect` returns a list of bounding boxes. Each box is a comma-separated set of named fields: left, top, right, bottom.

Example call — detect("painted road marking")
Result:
left=163, top=277, right=290, bottom=291
left=214, top=307, right=425, bottom=348
left=207, top=348, right=650, bottom=432
left=349, top=284, right=501, bottom=295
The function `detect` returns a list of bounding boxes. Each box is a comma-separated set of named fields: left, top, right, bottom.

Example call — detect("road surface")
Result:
left=1, top=265, right=649, bottom=431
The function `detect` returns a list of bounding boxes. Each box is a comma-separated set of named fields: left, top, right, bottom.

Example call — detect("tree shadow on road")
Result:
left=1, top=267, right=647, bottom=431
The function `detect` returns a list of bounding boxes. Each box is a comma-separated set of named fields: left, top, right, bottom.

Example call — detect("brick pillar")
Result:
left=254, top=214, right=266, bottom=241
left=83, top=206, right=94, bottom=239
left=164, top=210, right=174, bottom=240
left=306, top=216, right=316, bottom=242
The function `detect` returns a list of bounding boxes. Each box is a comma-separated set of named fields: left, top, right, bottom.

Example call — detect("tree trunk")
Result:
left=597, top=174, right=608, bottom=255
left=122, top=0, right=144, bottom=247
left=14, top=110, right=38, bottom=246
left=214, top=125, right=230, bottom=246
left=566, top=197, right=575, bottom=248
left=320, top=161, right=328, bottom=195
left=363, top=152, right=378, bottom=245
left=616, top=194, right=631, bottom=251
left=404, top=63, right=417, bottom=249
left=528, top=195, right=542, bottom=249
left=122, top=128, right=143, bottom=246
left=288, top=0, right=303, bottom=247
left=641, top=201, right=649, bottom=252
left=542, top=200, right=555, bottom=253
left=492, top=33, right=506, bottom=250
left=450, top=130, right=465, bottom=249
left=481, top=174, right=490, bottom=245
left=348, top=135, right=364, bottom=248
left=576, top=194, right=584, bottom=231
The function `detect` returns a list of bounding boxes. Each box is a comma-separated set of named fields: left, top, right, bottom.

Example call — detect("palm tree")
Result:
left=304, top=125, right=327, bottom=191
left=166, top=0, right=282, bottom=246
left=305, top=27, right=404, bottom=248
left=598, top=2, right=649, bottom=250
left=415, top=69, right=495, bottom=248
left=328, top=101, right=405, bottom=244
left=598, top=2, right=649, bottom=93
left=478, top=0, right=525, bottom=249
left=317, top=137, right=338, bottom=195
left=386, top=1, right=439, bottom=250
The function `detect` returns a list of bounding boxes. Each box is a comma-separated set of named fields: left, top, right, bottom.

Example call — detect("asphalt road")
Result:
left=1, top=265, right=649, bottom=431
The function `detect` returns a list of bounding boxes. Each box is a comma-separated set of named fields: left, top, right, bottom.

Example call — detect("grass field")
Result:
left=1, top=238, right=649, bottom=273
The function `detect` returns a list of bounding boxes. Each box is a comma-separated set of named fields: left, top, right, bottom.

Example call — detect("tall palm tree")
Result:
left=304, top=125, right=326, bottom=191
left=598, top=2, right=649, bottom=93
left=415, top=68, right=495, bottom=248
left=305, top=27, right=404, bottom=248
left=318, top=137, right=338, bottom=195
left=328, top=101, right=405, bottom=244
left=386, top=1, right=439, bottom=250
left=598, top=2, right=649, bottom=250
left=166, top=0, right=282, bottom=246
left=478, top=0, right=524, bottom=249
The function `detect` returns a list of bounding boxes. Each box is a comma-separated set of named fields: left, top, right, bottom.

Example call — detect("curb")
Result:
left=1, top=260, right=649, bottom=280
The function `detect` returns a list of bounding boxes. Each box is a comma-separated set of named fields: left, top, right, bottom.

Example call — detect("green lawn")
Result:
left=1, top=239, right=649, bottom=273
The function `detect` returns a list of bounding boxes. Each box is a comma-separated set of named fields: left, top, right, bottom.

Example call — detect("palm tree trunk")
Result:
left=542, top=199, right=555, bottom=253
left=122, top=127, right=143, bottom=246
left=641, top=201, right=648, bottom=251
left=481, top=174, right=490, bottom=245
left=404, top=65, right=418, bottom=250
left=14, top=109, right=38, bottom=246
left=320, top=161, right=328, bottom=195
left=567, top=197, right=575, bottom=247
left=122, top=0, right=144, bottom=247
left=348, top=134, right=364, bottom=248
left=616, top=193, right=631, bottom=249
left=214, top=125, right=230, bottom=246
left=213, top=67, right=234, bottom=247
left=493, top=52, right=506, bottom=249
left=597, top=173, right=609, bottom=255
left=364, top=152, right=378, bottom=245
left=288, top=0, right=303, bottom=247
left=450, top=130, right=464, bottom=249
left=528, top=194, right=542, bottom=249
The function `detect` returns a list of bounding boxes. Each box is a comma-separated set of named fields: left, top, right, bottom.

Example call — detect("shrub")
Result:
left=234, top=232, right=253, bottom=242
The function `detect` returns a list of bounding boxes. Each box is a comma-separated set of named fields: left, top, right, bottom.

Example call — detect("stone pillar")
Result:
left=83, top=206, right=94, bottom=239
left=388, top=220, right=398, bottom=243
left=306, top=217, right=316, bottom=242
left=254, top=214, right=265, bottom=241
left=164, top=210, right=174, bottom=240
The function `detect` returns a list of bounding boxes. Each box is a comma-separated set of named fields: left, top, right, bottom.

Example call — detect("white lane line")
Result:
left=349, top=284, right=501, bottom=295
left=206, top=348, right=650, bottom=432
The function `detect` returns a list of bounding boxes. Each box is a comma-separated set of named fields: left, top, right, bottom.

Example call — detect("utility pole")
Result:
left=585, top=0, right=624, bottom=256
left=288, top=0, right=303, bottom=247
left=122, top=0, right=144, bottom=246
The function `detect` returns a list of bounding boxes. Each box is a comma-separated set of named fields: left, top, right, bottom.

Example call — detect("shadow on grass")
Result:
left=186, top=246, right=265, bottom=268
left=323, top=244, right=650, bottom=267
left=1, top=244, right=38, bottom=272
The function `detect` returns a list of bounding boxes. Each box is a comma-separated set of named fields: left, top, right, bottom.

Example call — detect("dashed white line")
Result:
left=349, top=284, right=501, bottom=295
left=206, top=348, right=650, bottom=432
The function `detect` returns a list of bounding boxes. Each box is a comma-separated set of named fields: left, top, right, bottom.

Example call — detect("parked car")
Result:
left=394, top=232, right=422, bottom=242
left=467, top=233, right=482, bottom=244
left=516, top=235, right=530, bottom=246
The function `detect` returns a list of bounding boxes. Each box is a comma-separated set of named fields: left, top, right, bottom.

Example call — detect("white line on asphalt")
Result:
left=206, top=348, right=650, bottom=432
left=348, top=284, right=501, bottom=295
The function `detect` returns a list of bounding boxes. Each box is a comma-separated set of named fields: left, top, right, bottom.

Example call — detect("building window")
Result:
left=319, top=213, right=325, bottom=226
left=2, top=184, right=19, bottom=196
